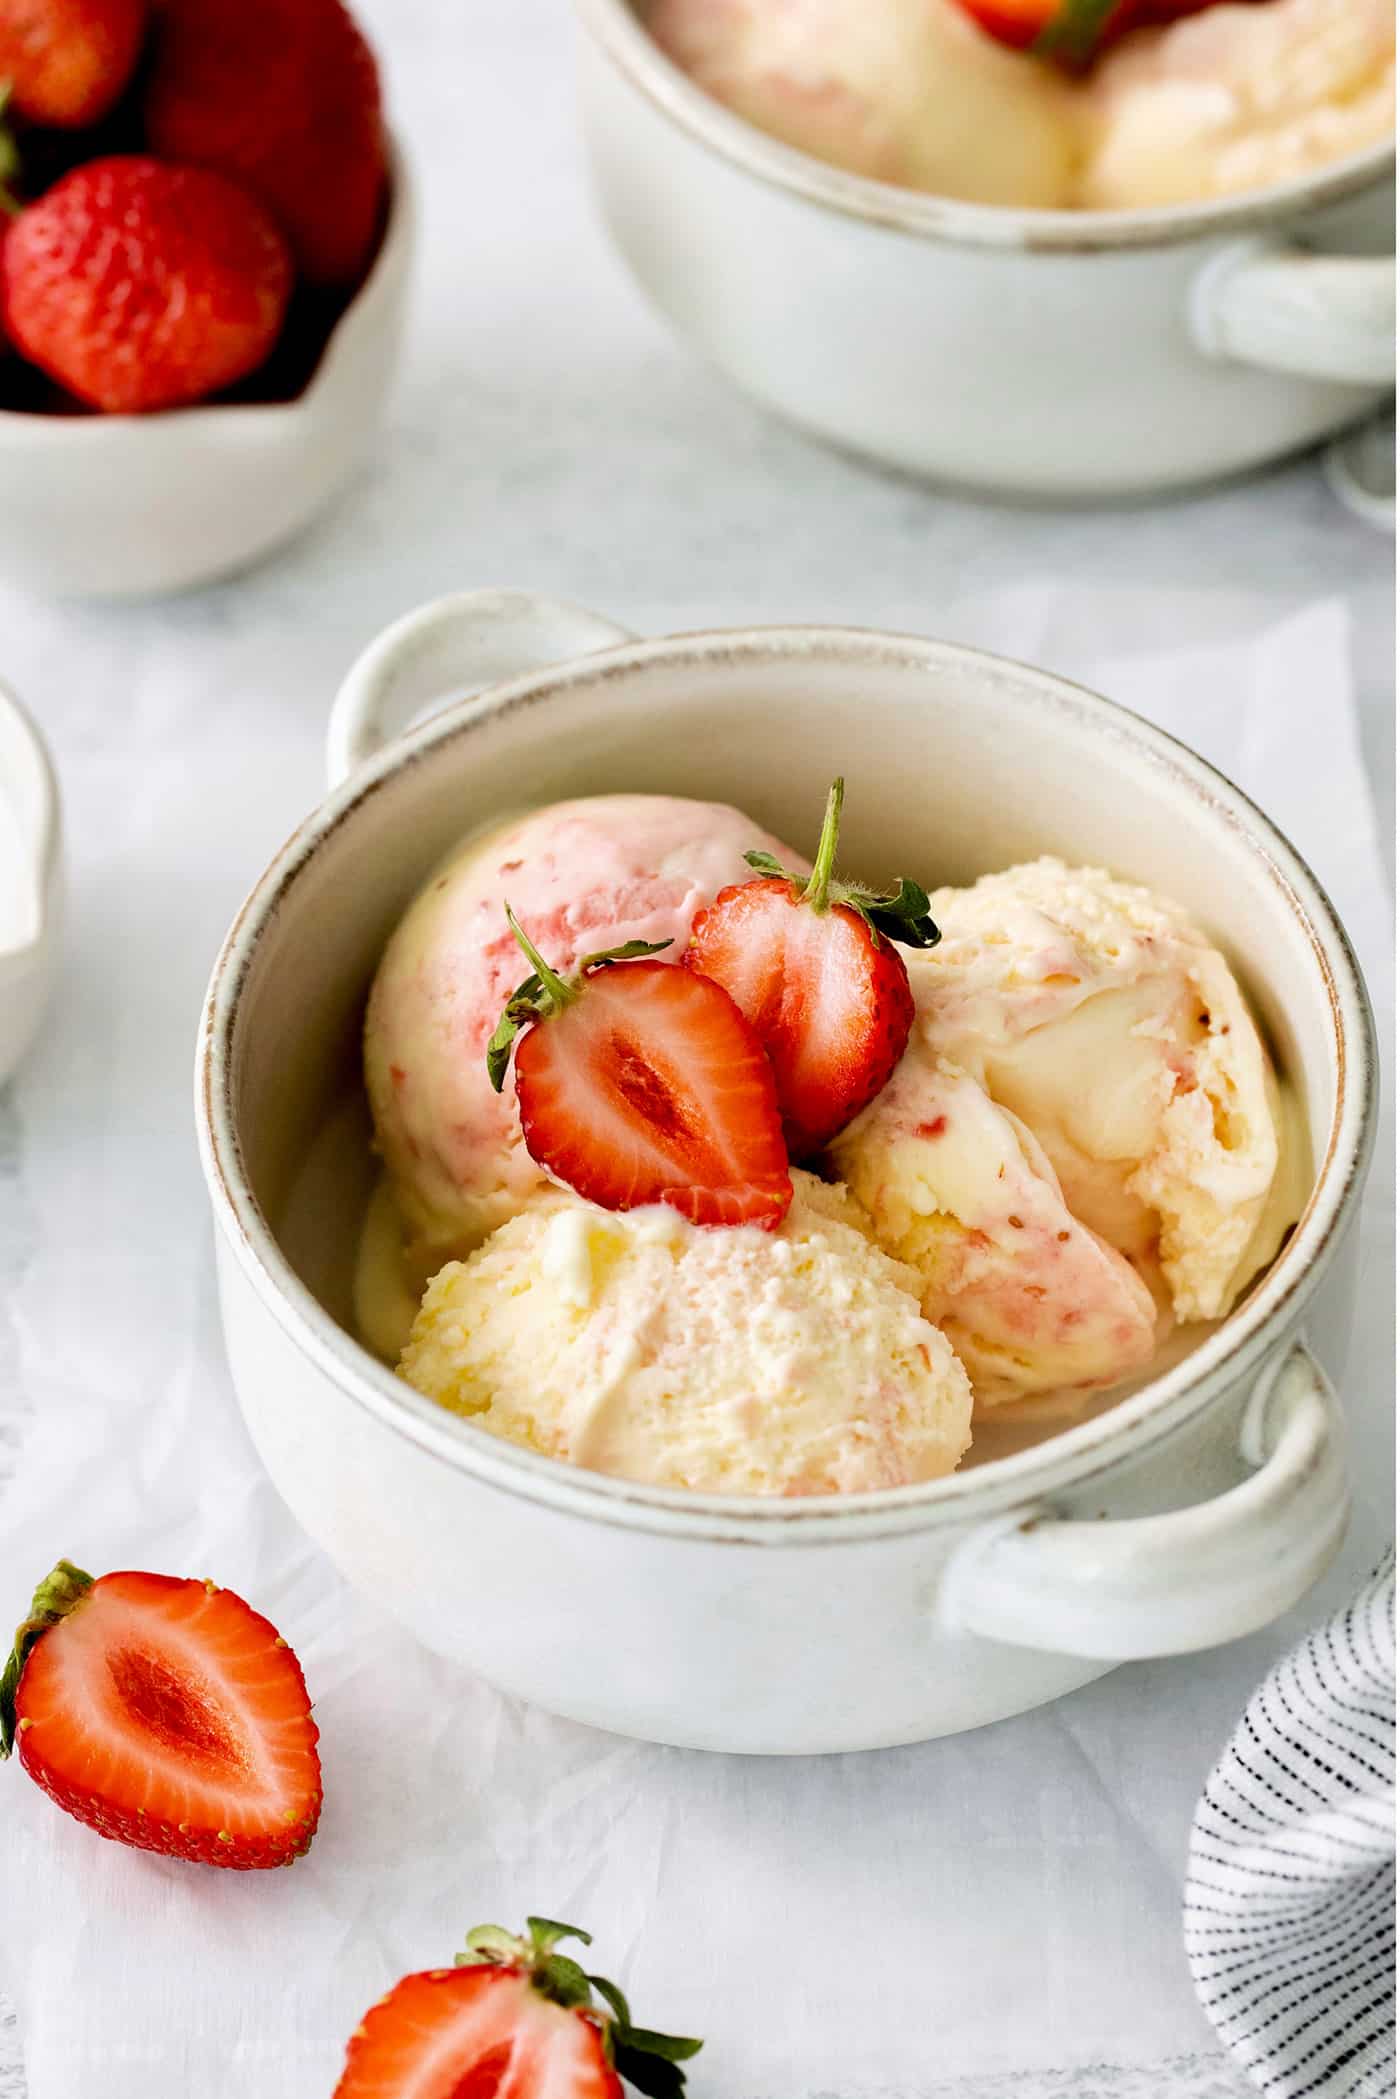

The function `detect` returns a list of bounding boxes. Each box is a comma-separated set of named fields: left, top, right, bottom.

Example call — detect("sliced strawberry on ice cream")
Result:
left=487, top=913, right=792, bottom=1229
left=957, top=0, right=1217, bottom=58
left=333, top=1916, right=702, bottom=2098
left=0, top=1560, right=321, bottom=1868
left=683, top=778, right=938, bottom=1159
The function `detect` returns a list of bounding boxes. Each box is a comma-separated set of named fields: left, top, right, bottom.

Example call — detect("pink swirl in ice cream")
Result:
left=364, top=794, right=803, bottom=1260
left=831, top=857, right=1281, bottom=1408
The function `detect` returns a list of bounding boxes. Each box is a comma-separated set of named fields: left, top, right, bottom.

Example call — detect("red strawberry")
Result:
left=683, top=779, right=938, bottom=1159
left=2, top=156, right=292, bottom=413
left=956, top=0, right=1218, bottom=57
left=487, top=915, right=793, bottom=1230
left=0, top=1559, right=322, bottom=1868
left=144, top=0, right=385, bottom=286
left=334, top=1917, right=701, bottom=2099
left=0, top=0, right=147, bottom=128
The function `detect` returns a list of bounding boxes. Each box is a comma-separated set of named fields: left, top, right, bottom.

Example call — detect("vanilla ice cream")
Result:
left=1080, top=0, right=1394, bottom=208
left=646, top=0, right=1081, bottom=207
left=365, top=795, right=800, bottom=1262
left=830, top=857, right=1286, bottom=1408
left=398, top=1171, right=974, bottom=1494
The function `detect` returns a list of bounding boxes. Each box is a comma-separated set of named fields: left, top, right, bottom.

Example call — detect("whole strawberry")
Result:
left=144, top=0, right=385, bottom=286
left=684, top=778, right=939, bottom=1158
left=0, top=0, right=147, bottom=128
left=2, top=155, right=293, bottom=412
left=1, top=1559, right=322, bottom=1868
left=335, top=1917, right=701, bottom=2098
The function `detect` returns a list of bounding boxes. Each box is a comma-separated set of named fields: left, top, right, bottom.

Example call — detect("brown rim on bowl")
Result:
left=574, top=0, right=1396, bottom=255
left=197, top=627, right=1377, bottom=1544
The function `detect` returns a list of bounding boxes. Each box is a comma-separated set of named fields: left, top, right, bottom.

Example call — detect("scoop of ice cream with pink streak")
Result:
left=364, top=794, right=804, bottom=1262
left=645, top=0, right=1080, bottom=206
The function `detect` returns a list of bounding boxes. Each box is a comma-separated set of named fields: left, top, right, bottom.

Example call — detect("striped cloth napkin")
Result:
left=1186, top=1556, right=1397, bottom=2099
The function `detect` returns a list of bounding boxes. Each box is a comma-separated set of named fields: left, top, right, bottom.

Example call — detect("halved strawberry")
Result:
left=487, top=916, right=792, bottom=1229
left=683, top=779, right=938, bottom=1159
left=334, top=1916, right=702, bottom=2098
left=0, top=1559, right=321, bottom=1869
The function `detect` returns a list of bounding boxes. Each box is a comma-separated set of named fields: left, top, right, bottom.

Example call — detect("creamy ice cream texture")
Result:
left=366, top=797, right=1290, bottom=1483
left=1082, top=0, right=1395, bottom=209
left=645, top=0, right=1393, bottom=210
left=647, top=0, right=1081, bottom=206
left=398, top=1171, right=974, bottom=1495
left=364, top=794, right=802, bottom=1262
left=832, top=856, right=1281, bottom=1407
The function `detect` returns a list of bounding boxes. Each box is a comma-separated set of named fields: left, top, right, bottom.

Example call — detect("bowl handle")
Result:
left=1193, top=240, right=1395, bottom=385
left=940, top=1342, right=1348, bottom=1659
left=326, top=588, right=637, bottom=787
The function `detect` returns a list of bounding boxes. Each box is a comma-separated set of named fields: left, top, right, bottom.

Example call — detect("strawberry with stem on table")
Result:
left=0, top=1558, right=321, bottom=1868
left=334, top=1916, right=702, bottom=2099
left=488, top=911, right=793, bottom=1229
left=684, top=777, right=938, bottom=1158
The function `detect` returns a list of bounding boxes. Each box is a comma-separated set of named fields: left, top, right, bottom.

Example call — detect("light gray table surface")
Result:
left=0, top=0, right=1392, bottom=2091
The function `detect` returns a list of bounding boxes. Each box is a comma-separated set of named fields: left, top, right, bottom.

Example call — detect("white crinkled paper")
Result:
left=0, top=592, right=1391, bottom=2099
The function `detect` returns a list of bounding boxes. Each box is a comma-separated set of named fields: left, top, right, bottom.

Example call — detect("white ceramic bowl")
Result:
left=197, top=588, right=1376, bottom=1754
left=0, top=139, right=416, bottom=599
left=0, top=678, right=61, bottom=1085
left=573, top=0, right=1396, bottom=498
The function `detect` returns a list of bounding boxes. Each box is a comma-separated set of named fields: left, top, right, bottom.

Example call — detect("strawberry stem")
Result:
left=801, top=777, right=844, bottom=915
left=1, top=1560, right=94, bottom=1758
left=505, top=905, right=577, bottom=1010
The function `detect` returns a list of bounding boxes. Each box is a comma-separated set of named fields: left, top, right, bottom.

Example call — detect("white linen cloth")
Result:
left=1186, top=1558, right=1396, bottom=2099
left=0, top=580, right=1391, bottom=2099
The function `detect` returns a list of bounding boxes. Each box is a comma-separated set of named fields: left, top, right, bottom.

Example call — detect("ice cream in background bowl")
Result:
left=642, top=0, right=1395, bottom=211
left=356, top=788, right=1306, bottom=1495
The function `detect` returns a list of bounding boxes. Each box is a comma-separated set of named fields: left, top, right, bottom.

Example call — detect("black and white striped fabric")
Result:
left=1185, top=1556, right=1396, bottom=2099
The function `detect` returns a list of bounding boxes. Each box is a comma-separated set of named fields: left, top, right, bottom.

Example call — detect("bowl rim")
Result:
left=198, top=623, right=1378, bottom=1544
left=0, top=133, right=415, bottom=441
left=574, top=0, right=1396, bottom=255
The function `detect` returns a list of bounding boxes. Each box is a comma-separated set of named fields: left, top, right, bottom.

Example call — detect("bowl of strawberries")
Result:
left=0, top=0, right=413, bottom=596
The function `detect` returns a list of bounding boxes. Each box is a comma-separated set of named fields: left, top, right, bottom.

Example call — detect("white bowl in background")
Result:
left=0, top=680, right=61, bottom=1086
left=196, top=588, right=1375, bottom=1754
left=0, top=139, right=416, bottom=599
left=573, top=0, right=1395, bottom=499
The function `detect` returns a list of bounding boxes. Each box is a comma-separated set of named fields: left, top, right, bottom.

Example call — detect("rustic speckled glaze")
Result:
left=197, top=591, right=1376, bottom=1752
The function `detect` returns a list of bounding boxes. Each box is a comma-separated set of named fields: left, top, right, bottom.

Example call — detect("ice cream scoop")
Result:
left=900, top=858, right=1283, bottom=1324
left=831, top=1054, right=1161, bottom=1406
left=364, top=795, right=801, bottom=1260
left=398, top=1171, right=974, bottom=1494
left=645, top=0, right=1081, bottom=207
left=1080, top=0, right=1395, bottom=208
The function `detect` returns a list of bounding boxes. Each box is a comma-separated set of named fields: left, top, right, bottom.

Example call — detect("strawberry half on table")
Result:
left=487, top=912, right=793, bottom=1229
left=683, top=778, right=938, bottom=1159
left=0, top=1559, right=322, bottom=1868
left=335, top=1916, right=701, bottom=2099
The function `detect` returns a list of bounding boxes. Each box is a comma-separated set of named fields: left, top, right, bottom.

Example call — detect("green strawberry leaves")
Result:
left=744, top=778, right=941, bottom=951
left=0, top=1559, right=94, bottom=1758
left=1034, top=0, right=1122, bottom=63
left=485, top=907, right=672, bottom=1092
left=457, top=1918, right=702, bottom=2094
